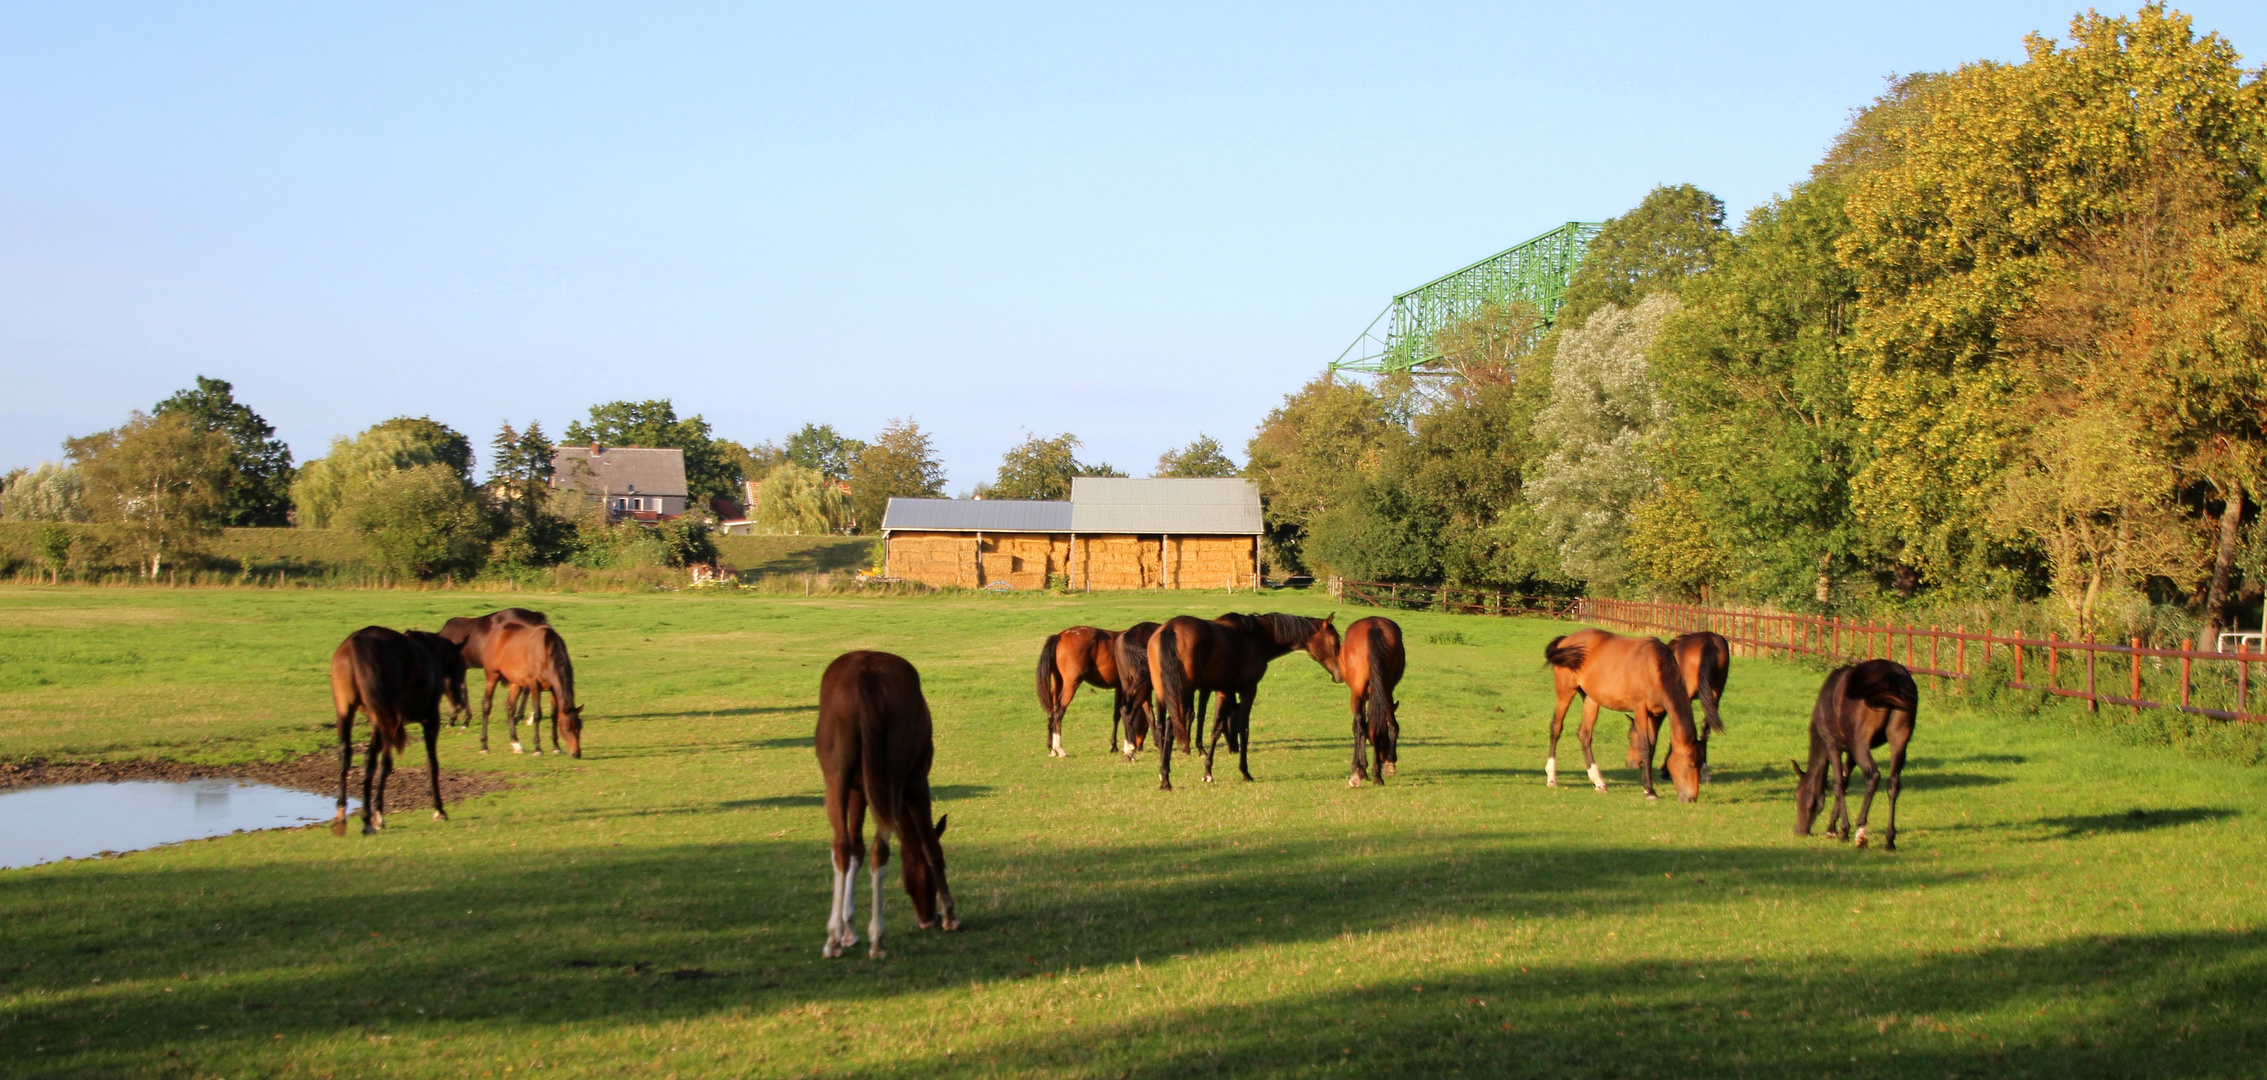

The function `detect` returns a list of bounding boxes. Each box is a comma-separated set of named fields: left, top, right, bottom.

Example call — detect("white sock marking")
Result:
left=1546, top=757, right=1557, bottom=787
left=1123, top=738, right=1135, bottom=757
left=1587, top=762, right=1605, bottom=791
left=824, top=857, right=849, bottom=957
left=868, top=861, right=887, bottom=956
left=1049, top=731, right=1063, bottom=757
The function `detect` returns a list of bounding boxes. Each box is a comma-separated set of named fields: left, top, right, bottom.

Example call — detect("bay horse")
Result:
left=816, top=651, right=958, bottom=957
left=1543, top=628, right=1701, bottom=802
left=1035, top=625, right=1125, bottom=757
left=1149, top=612, right=1340, bottom=789
left=1112, top=622, right=1160, bottom=758
left=1625, top=630, right=1730, bottom=781
left=1795, top=659, right=1917, bottom=850
left=483, top=622, right=584, bottom=757
left=1341, top=616, right=1404, bottom=787
left=328, top=627, right=463, bottom=834
left=437, top=607, right=547, bottom=727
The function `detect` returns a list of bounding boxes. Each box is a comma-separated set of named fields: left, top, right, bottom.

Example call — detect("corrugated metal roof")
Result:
left=551, top=446, right=689, bottom=498
left=1070, top=477, right=1263, bottom=535
left=882, top=498, right=1072, bottom=533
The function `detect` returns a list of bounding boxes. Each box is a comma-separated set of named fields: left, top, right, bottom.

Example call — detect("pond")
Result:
left=0, top=779, right=346, bottom=870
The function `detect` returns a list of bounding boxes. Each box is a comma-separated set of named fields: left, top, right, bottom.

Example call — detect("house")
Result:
left=880, top=477, right=1263, bottom=590
left=550, top=445, right=690, bottom=522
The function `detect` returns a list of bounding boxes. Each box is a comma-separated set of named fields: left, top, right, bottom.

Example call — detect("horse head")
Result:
left=562, top=703, right=585, bottom=758
left=1791, top=759, right=1825, bottom=835
left=1307, top=612, right=1343, bottom=682
left=907, top=814, right=959, bottom=931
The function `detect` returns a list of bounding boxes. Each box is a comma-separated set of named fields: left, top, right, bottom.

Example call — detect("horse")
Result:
left=1148, top=612, right=1340, bottom=789
left=328, top=627, right=464, bottom=834
left=1112, top=622, right=1160, bottom=758
left=1341, top=616, right=1405, bottom=787
left=1543, top=628, right=1701, bottom=802
left=437, top=608, right=547, bottom=728
left=816, top=651, right=959, bottom=958
left=1035, top=625, right=1126, bottom=757
left=483, top=622, right=584, bottom=758
left=1795, top=659, right=1917, bottom=850
left=1625, top=630, right=1730, bottom=781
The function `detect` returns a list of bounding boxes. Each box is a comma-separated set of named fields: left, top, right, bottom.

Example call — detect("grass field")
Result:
left=1, top=585, right=2263, bottom=1079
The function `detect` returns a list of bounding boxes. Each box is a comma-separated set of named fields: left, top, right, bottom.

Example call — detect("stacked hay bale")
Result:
left=1075, top=535, right=1159, bottom=590
left=978, top=535, right=1059, bottom=590
left=1168, top=537, right=1258, bottom=590
left=885, top=532, right=977, bottom=588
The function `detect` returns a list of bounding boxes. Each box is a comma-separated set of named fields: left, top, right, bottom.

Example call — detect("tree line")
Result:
left=1248, top=6, right=2267, bottom=642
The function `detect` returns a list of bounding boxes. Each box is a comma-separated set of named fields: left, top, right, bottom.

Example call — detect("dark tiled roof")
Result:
left=882, top=498, right=1072, bottom=533
left=551, top=446, right=689, bottom=498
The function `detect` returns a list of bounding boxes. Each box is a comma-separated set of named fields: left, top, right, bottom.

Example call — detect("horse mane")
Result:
left=1256, top=612, right=1323, bottom=646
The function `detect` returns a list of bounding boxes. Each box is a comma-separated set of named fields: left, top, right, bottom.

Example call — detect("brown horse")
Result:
left=1795, top=659, right=1917, bottom=850
left=1149, top=612, right=1340, bottom=789
left=1543, top=628, right=1701, bottom=802
left=483, top=622, right=584, bottom=757
left=1035, top=625, right=1125, bottom=757
left=437, top=607, right=547, bottom=727
left=1112, top=621, right=1160, bottom=758
left=328, top=627, right=464, bottom=834
left=1626, top=630, right=1730, bottom=780
left=1341, top=616, right=1405, bottom=787
left=816, top=651, right=959, bottom=957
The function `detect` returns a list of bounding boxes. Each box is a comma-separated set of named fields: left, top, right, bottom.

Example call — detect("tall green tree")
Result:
left=66, top=412, right=234, bottom=577
left=153, top=376, right=295, bottom=526
left=1154, top=435, right=1240, bottom=478
left=755, top=462, right=851, bottom=534
left=291, top=417, right=475, bottom=528
left=988, top=432, right=1122, bottom=501
left=1526, top=294, right=1681, bottom=591
left=785, top=424, right=866, bottom=482
left=563, top=400, right=738, bottom=507
left=1558, top=184, right=1730, bottom=327
left=848, top=418, right=946, bottom=532
left=1245, top=374, right=1408, bottom=574
left=343, top=464, right=493, bottom=579
left=0, top=463, right=88, bottom=523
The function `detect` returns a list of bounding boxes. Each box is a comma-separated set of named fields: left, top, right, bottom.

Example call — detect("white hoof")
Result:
left=1202, top=774, right=1214, bottom=783
left=1122, top=739, right=1136, bottom=757
left=1047, top=748, right=1065, bottom=758
left=1381, top=761, right=1396, bottom=778
left=868, top=945, right=888, bottom=958
left=511, top=743, right=523, bottom=754
left=822, top=941, right=841, bottom=958
left=1545, top=758, right=1558, bottom=787
left=1587, top=763, right=1605, bottom=791
left=1854, top=826, right=1869, bottom=848
left=1348, top=773, right=1364, bottom=788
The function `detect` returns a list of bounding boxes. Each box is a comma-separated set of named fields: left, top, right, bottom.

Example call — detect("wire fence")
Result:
left=1335, top=580, right=2267, bottom=725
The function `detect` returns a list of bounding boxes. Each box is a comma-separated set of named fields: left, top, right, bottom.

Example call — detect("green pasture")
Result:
left=0, top=586, right=2262, bottom=1079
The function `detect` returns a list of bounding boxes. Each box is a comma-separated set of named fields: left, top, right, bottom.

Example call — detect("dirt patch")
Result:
left=0, top=752, right=514, bottom=812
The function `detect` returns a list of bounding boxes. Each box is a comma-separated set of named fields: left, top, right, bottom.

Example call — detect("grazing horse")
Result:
left=1795, top=659, right=1917, bottom=850
left=1112, top=622, right=1160, bottom=758
left=1035, top=626, right=1125, bottom=757
left=483, top=622, right=584, bottom=757
left=437, top=608, right=547, bottom=727
left=328, top=627, right=463, bottom=834
left=1626, top=630, right=1730, bottom=781
left=1149, top=612, right=1340, bottom=789
left=1341, top=616, right=1405, bottom=787
left=816, top=651, right=959, bottom=958
left=1543, top=628, right=1701, bottom=802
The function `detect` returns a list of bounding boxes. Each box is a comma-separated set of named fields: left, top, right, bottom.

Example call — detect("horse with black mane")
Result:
left=1148, top=612, right=1340, bottom=790
left=1795, top=659, right=1916, bottom=850
left=328, top=627, right=464, bottom=834
left=1036, top=625, right=1130, bottom=757
left=1626, top=630, right=1730, bottom=781
left=437, top=607, right=548, bottom=728
left=816, top=650, right=959, bottom=957
left=1543, top=628, right=1701, bottom=802
left=1341, top=616, right=1404, bottom=787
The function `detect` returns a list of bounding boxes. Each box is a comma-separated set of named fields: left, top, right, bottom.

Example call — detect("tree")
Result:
left=342, top=464, right=492, bottom=579
left=1245, top=375, right=1408, bottom=573
left=754, top=462, right=851, bottom=534
left=848, top=418, right=946, bottom=532
left=720, top=439, right=788, bottom=495
left=1154, top=435, right=1239, bottom=478
left=1525, top=295, right=1681, bottom=591
left=988, top=432, right=1121, bottom=501
left=1558, top=184, right=1729, bottom=327
left=785, top=424, right=866, bottom=482
left=0, top=463, right=88, bottom=522
left=564, top=400, right=739, bottom=506
left=67, top=412, right=234, bottom=577
left=292, top=417, right=476, bottom=528
left=486, top=421, right=557, bottom=527
left=1625, top=482, right=1730, bottom=600
left=153, top=376, right=295, bottom=526
left=35, top=524, right=72, bottom=584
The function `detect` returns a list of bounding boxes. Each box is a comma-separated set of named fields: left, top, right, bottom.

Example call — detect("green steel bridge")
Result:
left=1329, top=221, right=1603, bottom=377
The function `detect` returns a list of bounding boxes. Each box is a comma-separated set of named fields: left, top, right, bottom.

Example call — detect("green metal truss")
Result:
left=1330, top=221, right=1604, bottom=376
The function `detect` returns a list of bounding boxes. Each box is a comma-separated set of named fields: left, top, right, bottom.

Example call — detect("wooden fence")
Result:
left=1335, top=580, right=2267, bottom=725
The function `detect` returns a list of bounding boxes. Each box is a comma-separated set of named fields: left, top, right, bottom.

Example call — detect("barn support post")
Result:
left=975, top=531, right=985, bottom=589
left=881, top=530, right=892, bottom=579
left=1160, top=534, right=1170, bottom=590
left=1252, top=536, right=1260, bottom=592
left=1067, top=532, right=1076, bottom=591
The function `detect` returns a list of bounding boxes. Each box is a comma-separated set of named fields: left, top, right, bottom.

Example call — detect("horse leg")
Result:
left=480, top=669, right=503, bottom=751
left=1849, top=739, right=1884, bottom=848
left=1202, top=694, right=1226, bottom=784
left=360, top=733, right=385, bottom=834
left=1109, top=686, right=1126, bottom=756
left=867, top=833, right=890, bottom=958
left=1349, top=688, right=1369, bottom=788
left=1636, top=708, right=1660, bottom=801
left=1883, top=728, right=1910, bottom=851
left=1047, top=683, right=1068, bottom=758
left=1547, top=684, right=1577, bottom=787
left=333, top=703, right=357, bottom=831
left=1191, top=691, right=1209, bottom=754
left=1235, top=690, right=1257, bottom=782
left=825, top=788, right=867, bottom=956
left=547, top=687, right=563, bottom=753
left=1157, top=693, right=1181, bottom=792
left=1827, top=751, right=1853, bottom=841
left=1579, top=700, right=1605, bottom=792
left=423, top=719, right=447, bottom=821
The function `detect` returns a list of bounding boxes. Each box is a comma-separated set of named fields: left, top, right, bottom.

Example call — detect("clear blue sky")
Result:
left=5, top=3, right=2262, bottom=491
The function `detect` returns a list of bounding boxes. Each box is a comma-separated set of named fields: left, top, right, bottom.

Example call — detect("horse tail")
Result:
left=855, top=665, right=902, bottom=840
left=1036, top=634, right=1063, bottom=715
left=1653, top=642, right=1699, bottom=745
left=1696, top=634, right=1726, bottom=734
left=1544, top=634, right=1587, bottom=671
left=1155, top=623, right=1186, bottom=738
left=1364, top=622, right=1393, bottom=745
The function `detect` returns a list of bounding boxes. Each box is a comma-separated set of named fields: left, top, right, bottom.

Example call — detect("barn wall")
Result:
left=885, top=532, right=978, bottom=588
left=885, top=531, right=1257, bottom=590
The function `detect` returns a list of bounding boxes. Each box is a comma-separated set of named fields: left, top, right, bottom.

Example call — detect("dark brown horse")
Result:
left=1112, top=621, right=1160, bottom=758
left=437, top=607, right=547, bottom=727
left=1796, top=659, right=1917, bottom=850
left=1626, top=630, right=1730, bottom=780
left=483, top=622, right=584, bottom=757
left=1149, top=612, right=1340, bottom=789
left=816, top=651, right=959, bottom=957
left=1035, top=625, right=1125, bottom=757
left=1543, top=628, right=1701, bottom=802
left=328, top=627, right=464, bottom=834
left=1341, top=616, right=1405, bottom=787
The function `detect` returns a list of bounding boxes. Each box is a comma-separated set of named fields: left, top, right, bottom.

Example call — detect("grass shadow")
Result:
left=2031, top=806, right=2238, bottom=838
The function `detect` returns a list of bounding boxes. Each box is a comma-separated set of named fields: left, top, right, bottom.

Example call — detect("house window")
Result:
left=612, top=498, right=625, bottom=510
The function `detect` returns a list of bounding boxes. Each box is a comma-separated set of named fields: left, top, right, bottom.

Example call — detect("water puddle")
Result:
left=0, top=779, right=346, bottom=869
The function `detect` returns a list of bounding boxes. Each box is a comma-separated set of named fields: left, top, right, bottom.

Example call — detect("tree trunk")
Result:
left=1815, top=552, right=1832, bottom=604
left=2202, top=486, right=2244, bottom=649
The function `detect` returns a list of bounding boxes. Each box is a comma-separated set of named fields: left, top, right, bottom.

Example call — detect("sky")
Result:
left=5, top=2, right=2264, bottom=492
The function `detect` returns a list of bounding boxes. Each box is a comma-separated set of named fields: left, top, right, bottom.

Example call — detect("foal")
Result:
left=437, top=607, right=547, bottom=727
left=817, top=651, right=958, bottom=957
left=1341, top=616, right=1404, bottom=787
left=329, top=627, right=463, bottom=834
left=1543, top=628, right=1701, bottom=802
left=1795, top=659, right=1916, bottom=850
left=1035, top=625, right=1123, bottom=757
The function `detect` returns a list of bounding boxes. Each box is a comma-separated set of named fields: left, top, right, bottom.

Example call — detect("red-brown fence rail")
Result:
left=1335, top=580, right=2267, bottom=725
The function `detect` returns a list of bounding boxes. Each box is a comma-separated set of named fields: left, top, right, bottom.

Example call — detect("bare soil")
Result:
left=0, top=751, right=514, bottom=812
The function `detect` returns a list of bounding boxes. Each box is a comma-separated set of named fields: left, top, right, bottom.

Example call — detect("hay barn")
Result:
left=881, top=477, right=1263, bottom=591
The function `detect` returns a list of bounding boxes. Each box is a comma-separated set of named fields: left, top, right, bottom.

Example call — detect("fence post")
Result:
left=2014, top=631, right=2024, bottom=687
left=2180, top=639, right=2192, bottom=710
left=1956, top=626, right=1967, bottom=685
left=2242, top=647, right=2251, bottom=717
left=1930, top=625, right=1941, bottom=692
left=2047, top=632, right=2057, bottom=689
left=2130, top=637, right=2142, bottom=716
left=2085, top=639, right=2098, bottom=712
